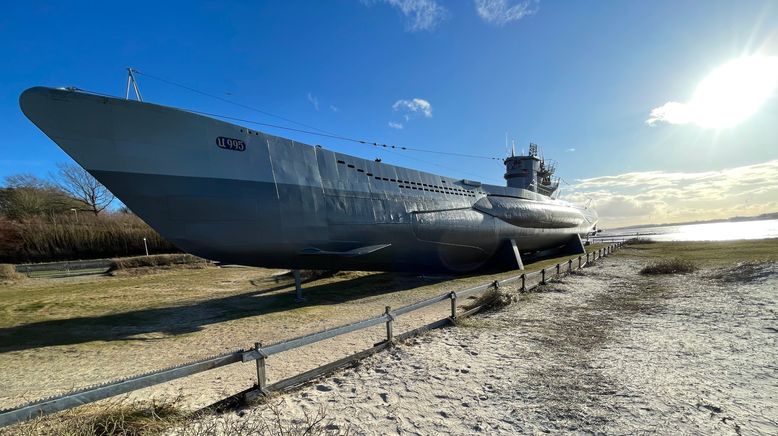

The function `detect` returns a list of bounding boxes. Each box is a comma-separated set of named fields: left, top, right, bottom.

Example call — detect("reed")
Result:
left=0, top=212, right=178, bottom=264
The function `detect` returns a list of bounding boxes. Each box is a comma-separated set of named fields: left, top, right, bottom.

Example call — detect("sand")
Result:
left=173, top=253, right=778, bottom=434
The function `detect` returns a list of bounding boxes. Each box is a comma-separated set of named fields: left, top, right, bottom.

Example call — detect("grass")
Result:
left=4, top=399, right=186, bottom=436
left=461, top=287, right=516, bottom=312
left=618, top=239, right=778, bottom=268
left=624, top=237, right=656, bottom=245
left=0, top=243, right=610, bottom=332
left=639, top=258, right=698, bottom=275
left=3, top=397, right=344, bottom=436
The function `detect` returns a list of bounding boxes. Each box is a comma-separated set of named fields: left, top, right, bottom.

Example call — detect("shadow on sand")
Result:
left=0, top=272, right=451, bottom=353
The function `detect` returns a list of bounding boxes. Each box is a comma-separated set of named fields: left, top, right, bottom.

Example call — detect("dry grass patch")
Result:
left=0, top=263, right=22, bottom=282
left=461, top=287, right=516, bottom=312
left=108, top=254, right=210, bottom=275
left=640, top=258, right=697, bottom=275
left=3, top=399, right=186, bottom=436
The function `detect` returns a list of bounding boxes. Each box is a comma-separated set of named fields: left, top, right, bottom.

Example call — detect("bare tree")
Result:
left=55, top=163, right=115, bottom=215
left=0, top=173, right=80, bottom=219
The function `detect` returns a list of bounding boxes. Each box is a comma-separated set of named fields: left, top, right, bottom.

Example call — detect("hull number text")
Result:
left=216, top=137, right=246, bottom=152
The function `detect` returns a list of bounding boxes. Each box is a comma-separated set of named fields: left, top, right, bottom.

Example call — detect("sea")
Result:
left=596, top=219, right=778, bottom=242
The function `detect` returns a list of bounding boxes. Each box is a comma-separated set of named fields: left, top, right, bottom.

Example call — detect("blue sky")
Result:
left=1, top=1, right=777, bottom=226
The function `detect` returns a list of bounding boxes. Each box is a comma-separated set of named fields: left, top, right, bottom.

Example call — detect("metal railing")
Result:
left=14, top=259, right=113, bottom=277
left=0, top=241, right=625, bottom=428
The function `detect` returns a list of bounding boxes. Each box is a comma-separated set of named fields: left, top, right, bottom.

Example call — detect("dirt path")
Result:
left=184, top=253, right=778, bottom=434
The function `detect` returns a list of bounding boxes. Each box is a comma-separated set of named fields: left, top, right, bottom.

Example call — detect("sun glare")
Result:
left=688, top=55, right=778, bottom=128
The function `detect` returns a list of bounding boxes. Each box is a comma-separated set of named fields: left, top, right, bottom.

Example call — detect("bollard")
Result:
left=254, top=342, right=267, bottom=393
left=520, top=273, right=526, bottom=292
left=385, top=306, right=394, bottom=342
left=568, top=259, right=573, bottom=272
left=578, top=256, right=582, bottom=269
left=541, top=268, right=546, bottom=284
left=450, top=292, right=457, bottom=320
left=556, top=263, right=560, bottom=277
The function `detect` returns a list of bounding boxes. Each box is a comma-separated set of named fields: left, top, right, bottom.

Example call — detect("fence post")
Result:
left=254, top=342, right=267, bottom=394
left=568, top=259, right=572, bottom=272
left=586, top=252, right=590, bottom=264
left=385, top=306, right=394, bottom=343
left=449, top=292, right=457, bottom=320
left=578, top=256, right=582, bottom=269
left=556, top=263, right=560, bottom=277
left=541, top=268, right=546, bottom=285
left=520, top=273, right=526, bottom=292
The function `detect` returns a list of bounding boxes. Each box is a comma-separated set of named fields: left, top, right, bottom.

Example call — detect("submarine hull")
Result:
left=20, top=87, right=597, bottom=273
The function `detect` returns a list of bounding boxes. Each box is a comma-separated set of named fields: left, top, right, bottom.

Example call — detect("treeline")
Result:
left=0, top=167, right=178, bottom=264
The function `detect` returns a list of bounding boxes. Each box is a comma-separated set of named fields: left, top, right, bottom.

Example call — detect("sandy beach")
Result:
left=174, top=251, right=778, bottom=434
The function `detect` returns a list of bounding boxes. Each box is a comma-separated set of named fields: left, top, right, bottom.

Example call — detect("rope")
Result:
left=132, top=69, right=503, bottom=161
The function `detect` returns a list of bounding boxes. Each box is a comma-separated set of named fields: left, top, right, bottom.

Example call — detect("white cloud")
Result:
left=392, top=98, right=433, bottom=120
left=475, top=0, right=538, bottom=25
left=388, top=121, right=404, bottom=129
left=329, top=105, right=339, bottom=112
left=645, top=101, right=695, bottom=126
left=564, top=160, right=778, bottom=228
left=364, top=0, right=448, bottom=32
left=566, top=147, right=576, bottom=152
left=307, top=93, right=319, bottom=111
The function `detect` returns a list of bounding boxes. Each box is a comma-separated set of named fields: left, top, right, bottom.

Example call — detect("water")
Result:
left=598, top=219, right=778, bottom=242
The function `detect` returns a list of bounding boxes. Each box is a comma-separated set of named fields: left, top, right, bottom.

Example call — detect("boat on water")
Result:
left=19, top=86, right=597, bottom=273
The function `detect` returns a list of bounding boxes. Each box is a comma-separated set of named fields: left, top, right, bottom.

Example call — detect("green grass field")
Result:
left=621, top=239, right=778, bottom=267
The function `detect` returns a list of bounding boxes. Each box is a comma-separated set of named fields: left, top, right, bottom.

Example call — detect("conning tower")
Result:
left=504, top=143, right=541, bottom=191
left=504, top=143, right=560, bottom=197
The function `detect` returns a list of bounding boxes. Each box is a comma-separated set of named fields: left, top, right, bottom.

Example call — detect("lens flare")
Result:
left=688, top=55, right=778, bottom=128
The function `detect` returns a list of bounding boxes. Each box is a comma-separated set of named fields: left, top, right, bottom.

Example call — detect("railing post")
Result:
left=449, top=292, right=457, bottom=320
left=586, top=252, right=590, bottom=263
left=520, top=273, right=526, bottom=292
left=385, top=306, right=394, bottom=343
left=541, top=268, right=546, bottom=285
left=254, top=342, right=267, bottom=394
left=568, top=259, right=573, bottom=272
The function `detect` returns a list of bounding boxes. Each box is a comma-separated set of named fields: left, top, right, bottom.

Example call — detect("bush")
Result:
left=0, top=263, right=21, bottom=281
left=639, top=258, right=697, bottom=275
left=108, top=254, right=206, bottom=273
left=625, top=237, right=655, bottom=245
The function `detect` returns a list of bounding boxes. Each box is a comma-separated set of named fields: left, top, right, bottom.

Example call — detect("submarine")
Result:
left=19, top=86, right=597, bottom=273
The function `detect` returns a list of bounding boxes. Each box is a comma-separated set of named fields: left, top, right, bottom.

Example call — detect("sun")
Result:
left=688, top=55, right=778, bottom=128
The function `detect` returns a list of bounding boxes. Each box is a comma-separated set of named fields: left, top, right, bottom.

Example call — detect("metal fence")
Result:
left=14, top=259, right=113, bottom=277
left=0, top=241, right=625, bottom=428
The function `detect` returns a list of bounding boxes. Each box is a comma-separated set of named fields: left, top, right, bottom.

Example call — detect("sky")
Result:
left=1, top=0, right=777, bottom=228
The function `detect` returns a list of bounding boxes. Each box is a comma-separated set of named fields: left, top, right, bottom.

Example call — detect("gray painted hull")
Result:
left=19, top=87, right=597, bottom=273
